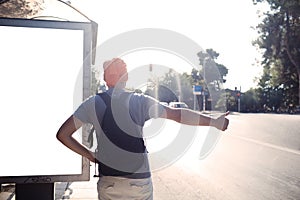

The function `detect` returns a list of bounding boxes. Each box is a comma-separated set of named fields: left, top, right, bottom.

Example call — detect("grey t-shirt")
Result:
left=74, top=89, right=164, bottom=129
left=73, top=89, right=165, bottom=177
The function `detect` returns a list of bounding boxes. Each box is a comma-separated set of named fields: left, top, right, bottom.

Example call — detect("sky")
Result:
left=45, top=0, right=268, bottom=92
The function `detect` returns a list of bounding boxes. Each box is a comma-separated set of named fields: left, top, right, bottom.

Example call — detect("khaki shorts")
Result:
left=97, top=176, right=153, bottom=200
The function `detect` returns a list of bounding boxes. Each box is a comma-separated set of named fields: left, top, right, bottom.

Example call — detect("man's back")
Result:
left=95, top=92, right=148, bottom=177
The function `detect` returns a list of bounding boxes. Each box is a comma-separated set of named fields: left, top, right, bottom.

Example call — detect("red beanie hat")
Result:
left=103, top=58, right=128, bottom=88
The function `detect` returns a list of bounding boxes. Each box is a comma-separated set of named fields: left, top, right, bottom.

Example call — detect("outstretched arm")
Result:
left=56, top=115, right=97, bottom=163
left=161, top=107, right=229, bottom=131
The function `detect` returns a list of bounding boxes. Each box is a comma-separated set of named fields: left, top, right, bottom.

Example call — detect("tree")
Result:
left=145, top=69, right=193, bottom=108
left=0, top=0, right=44, bottom=18
left=195, top=49, right=229, bottom=110
left=215, top=92, right=233, bottom=112
left=240, top=88, right=261, bottom=112
left=197, top=49, right=228, bottom=85
left=253, top=0, right=300, bottom=106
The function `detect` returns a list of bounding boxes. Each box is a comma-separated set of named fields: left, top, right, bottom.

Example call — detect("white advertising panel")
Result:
left=0, top=18, right=92, bottom=183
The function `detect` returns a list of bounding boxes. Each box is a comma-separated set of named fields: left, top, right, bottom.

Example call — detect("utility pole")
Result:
left=235, top=86, right=241, bottom=112
left=238, top=96, right=240, bottom=112
left=203, top=91, right=206, bottom=111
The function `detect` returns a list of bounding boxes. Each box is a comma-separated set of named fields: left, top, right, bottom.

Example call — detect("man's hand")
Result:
left=212, top=111, right=230, bottom=131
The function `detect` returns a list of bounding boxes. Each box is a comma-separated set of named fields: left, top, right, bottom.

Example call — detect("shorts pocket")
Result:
left=129, top=179, right=151, bottom=188
left=98, top=179, right=115, bottom=190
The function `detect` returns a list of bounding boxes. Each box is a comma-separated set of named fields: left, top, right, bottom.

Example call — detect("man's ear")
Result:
left=122, top=73, right=128, bottom=82
left=103, top=73, right=107, bottom=83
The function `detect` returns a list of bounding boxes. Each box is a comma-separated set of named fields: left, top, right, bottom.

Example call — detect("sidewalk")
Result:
left=1, top=165, right=180, bottom=200
left=1, top=163, right=228, bottom=200
left=54, top=165, right=178, bottom=200
left=55, top=164, right=226, bottom=200
left=55, top=166, right=193, bottom=200
left=55, top=168, right=98, bottom=200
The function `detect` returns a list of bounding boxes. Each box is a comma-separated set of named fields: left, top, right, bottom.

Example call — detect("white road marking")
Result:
left=229, top=135, right=300, bottom=156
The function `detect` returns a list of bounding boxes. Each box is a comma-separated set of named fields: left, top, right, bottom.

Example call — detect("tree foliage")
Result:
left=145, top=70, right=194, bottom=108
left=253, top=0, right=300, bottom=108
left=0, top=0, right=44, bottom=18
left=145, top=49, right=229, bottom=111
left=195, top=49, right=229, bottom=110
left=240, top=88, right=261, bottom=112
left=196, top=48, right=228, bottom=86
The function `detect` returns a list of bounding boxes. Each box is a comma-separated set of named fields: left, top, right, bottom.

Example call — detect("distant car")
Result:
left=169, top=102, right=188, bottom=108
left=159, top=102, right=169, bottom=106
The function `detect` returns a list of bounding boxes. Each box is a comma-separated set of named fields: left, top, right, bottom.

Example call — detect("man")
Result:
left=57, top=58, right=229, bottom=200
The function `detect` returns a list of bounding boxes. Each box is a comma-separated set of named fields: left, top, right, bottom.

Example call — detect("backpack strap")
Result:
left=96, top=92, right=145, bottom=153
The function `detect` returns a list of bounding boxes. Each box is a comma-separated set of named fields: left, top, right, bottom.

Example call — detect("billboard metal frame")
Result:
left=0, top=17, right=93, bottom=184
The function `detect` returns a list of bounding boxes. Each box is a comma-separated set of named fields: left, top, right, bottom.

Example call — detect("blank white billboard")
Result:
left=0, top=18, right=92, bottom=183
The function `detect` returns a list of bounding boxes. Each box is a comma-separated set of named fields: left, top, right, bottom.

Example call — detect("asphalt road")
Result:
left=151, top=113, right=300, bottom=200
left=1, top=113, right=299, bottom=200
